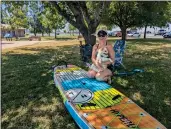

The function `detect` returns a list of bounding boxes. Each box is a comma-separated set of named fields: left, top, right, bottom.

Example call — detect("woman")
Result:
left=88, top=30, right=115, bottom=84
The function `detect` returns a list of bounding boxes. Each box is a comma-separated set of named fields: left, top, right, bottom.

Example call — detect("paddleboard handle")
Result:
left=57, top=60, right=68, bottom=68
left=81, top=103, right=96, bottom=107
left=112, top=94, right=121, bottom=100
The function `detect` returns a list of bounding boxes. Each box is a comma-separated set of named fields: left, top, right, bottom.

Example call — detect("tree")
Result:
left=101, top=1, right=139, bottom=40
left=28, top=1, right=43, bottom=36
left=1, top=3, right=6, bottom=24
left=97, top=24, right=108, bottom=31
left=2, top=1, right=28, bottom=39
left=37, top=12, right=46, bottom=37
left=137, top=1, right=171, bottom=39
left=47, top=1, right=110, bottom=45
left=43, top=5, right=66, bottom=38
left=69, top=24, right=76, bottom=35
left=40, top=9, right=53, bottom=37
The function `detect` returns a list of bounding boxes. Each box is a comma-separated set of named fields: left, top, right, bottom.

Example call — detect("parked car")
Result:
left=108, top=31, right=117, bottom=36
left=127, top=32, right=134, bottom=37
left=133, top=32, right=141, bottom=37
left=163, top=32, right=171, bottom=38
left=155, top=29, right=166, bottom=36
left=108, top=31, right=122, bottom=37
left=116, top=31, right=122, bottom=37
left=127, top=32, right=140, bottom=37
left=146, top=31, right=151, bottom=34
left=4, top=33, right=12, bottom=38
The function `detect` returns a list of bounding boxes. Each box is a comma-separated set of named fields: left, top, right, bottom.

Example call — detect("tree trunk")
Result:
left=55, top=29, right=57, bottom=39
left=144, top=25, right=147, bottom=39
left=34, top=28, right=36, bottom=36
left=121, top=27, right=127, bottom=40
left=15, top=29, right=18, bottom=40
left=42, top=32, right=44, bottom=37
left=49, top=29, right=50, bottom=37
left=80, top=28, right=96, bottom=46
left=50, top=1, right=110, bottom=45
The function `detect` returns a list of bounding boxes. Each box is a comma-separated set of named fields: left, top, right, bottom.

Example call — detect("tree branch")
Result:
left=78, top=1, right=91, bottom=27
left=93, top=1, right=111, bottom=27
left=66, top=2, right=87, bottom=29
left=49, top=1, right=77, bottom=28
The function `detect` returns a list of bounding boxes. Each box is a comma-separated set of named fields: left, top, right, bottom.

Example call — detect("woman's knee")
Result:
left=87, top=70, right=97, bottom=78
left=95, top=73, right=104, bottom=81
left=95, top=76, right=104, bottom=81
left=103, top=69, right=112, bottom=76
left=95, top=69, right=112, bottom=81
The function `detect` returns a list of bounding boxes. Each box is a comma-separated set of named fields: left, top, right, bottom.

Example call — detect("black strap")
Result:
left=57, top=60, right=68, bottom=68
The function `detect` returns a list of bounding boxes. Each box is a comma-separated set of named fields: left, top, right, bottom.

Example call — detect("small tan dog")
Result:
left=96, top=47, right=113, bottom=69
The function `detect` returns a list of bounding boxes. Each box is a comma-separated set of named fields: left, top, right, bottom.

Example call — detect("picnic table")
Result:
left=29, top=36, right=41, bottom=41
left=4, top=33, right=12, bottom=41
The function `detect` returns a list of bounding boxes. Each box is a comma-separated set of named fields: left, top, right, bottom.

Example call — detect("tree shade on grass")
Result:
left=2, top=39, right=171, bottom=129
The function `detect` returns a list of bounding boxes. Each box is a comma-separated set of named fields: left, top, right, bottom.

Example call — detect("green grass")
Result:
left=2, top=39, right=171, bottom=128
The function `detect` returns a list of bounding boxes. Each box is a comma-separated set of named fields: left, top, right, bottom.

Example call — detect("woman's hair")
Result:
left=97, top=30, right=108, bottom=37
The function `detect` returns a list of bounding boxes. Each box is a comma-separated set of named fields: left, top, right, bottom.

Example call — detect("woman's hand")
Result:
left=101, top=60, right=113, bottom=65
left=98, top=67, right=104, bottom=72
left=95, top=61, right=104, bottom=72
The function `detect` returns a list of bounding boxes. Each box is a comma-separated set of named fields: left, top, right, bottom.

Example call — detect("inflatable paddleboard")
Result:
left=53, top=64, right=166, bottom=129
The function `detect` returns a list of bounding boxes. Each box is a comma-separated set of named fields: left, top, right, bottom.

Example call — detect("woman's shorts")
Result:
left=89, top=64, right=99, bottom=72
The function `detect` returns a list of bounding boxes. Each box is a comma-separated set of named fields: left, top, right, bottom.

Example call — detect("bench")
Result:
left=29, top=36, right=41, bottom=41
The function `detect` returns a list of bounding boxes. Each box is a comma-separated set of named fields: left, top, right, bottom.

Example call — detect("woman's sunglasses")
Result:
left=98, top=35, right=106, bottom=37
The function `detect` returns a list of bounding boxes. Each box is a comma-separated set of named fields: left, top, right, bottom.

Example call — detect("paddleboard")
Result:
left=53, top=64, right=166, bottom=129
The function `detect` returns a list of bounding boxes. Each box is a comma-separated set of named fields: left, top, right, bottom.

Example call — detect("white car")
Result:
left=133, top=32, right=140, bottom=37
left=127, top=33, right=134, bottom=37
left=127, top=32, right=140, bottom=37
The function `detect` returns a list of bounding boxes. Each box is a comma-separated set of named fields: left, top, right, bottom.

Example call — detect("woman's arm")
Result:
left=91, top=44, right=103, bottom=69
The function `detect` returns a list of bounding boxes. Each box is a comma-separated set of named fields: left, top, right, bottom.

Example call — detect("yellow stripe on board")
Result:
left=76, top=88, right=125, bottom=110
left=55, top=67, right=81, bottom=73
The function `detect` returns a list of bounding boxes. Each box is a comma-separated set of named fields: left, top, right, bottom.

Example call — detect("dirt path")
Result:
left=1, top=40, right=53, bottom=50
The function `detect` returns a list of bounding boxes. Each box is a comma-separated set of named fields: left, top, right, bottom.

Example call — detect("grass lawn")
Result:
left=2, top=38, right=171, bottom=129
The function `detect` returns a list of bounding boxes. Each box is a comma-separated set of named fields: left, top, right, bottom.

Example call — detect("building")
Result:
left=1, top=24, right=25, bottom=37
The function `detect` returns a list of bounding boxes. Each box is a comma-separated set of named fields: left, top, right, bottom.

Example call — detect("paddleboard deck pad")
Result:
left=53, top=65, right=166, bottom=129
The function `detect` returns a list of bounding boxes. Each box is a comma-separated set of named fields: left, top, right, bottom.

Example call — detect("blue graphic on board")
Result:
left=62, top=78, right=110, bottom=92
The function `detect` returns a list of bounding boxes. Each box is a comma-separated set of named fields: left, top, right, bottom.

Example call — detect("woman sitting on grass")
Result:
left=88, top=30, right=115, bottom=84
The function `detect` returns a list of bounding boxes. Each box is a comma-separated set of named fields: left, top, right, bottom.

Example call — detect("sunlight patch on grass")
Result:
left=9, top=49, right=39, bottom=54
left=32, top=104, right=57, bottom=113
left=41, top=73, right=47, bottom=77
left=2, top=40, right=80, bottom=55
left=132, top=92, right=144, bottom=104
left=32, top=116, right=51, bottom=129
left=146, top=69, right=155, bottom=73
left=116, top=77, right=129, bottom=88
left=2, top=107, right=28, bottom=125
left=164, top=98, right=171, bottom=106
left=134, top=44, right=171, bottom=52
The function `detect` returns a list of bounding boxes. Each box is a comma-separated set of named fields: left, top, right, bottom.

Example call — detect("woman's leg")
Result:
left=87, top=69, right=97, bottom=78
left=95, top=69, right=112, bottom=82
